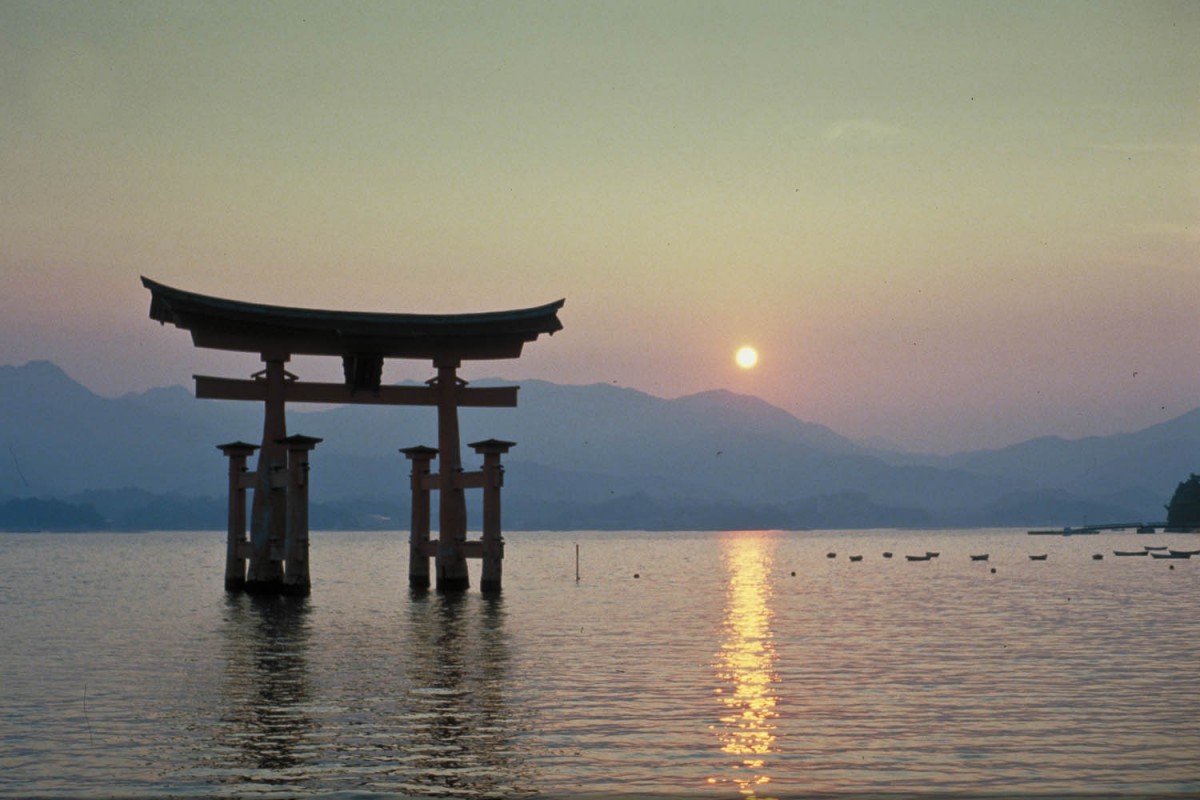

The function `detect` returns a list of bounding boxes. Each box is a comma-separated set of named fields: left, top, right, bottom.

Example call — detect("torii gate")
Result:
left=142, top=277, right=563, bottom=595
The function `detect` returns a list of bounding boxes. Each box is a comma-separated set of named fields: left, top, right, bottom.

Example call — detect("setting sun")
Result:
left=735, top=346, right=759, bottom=369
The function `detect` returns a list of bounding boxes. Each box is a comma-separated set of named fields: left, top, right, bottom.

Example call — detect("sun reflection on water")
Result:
left=710, top=534, right=779, bottom=798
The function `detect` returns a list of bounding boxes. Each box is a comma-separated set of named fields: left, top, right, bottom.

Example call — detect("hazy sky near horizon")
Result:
left=1, top=1, right=1197, bottom=453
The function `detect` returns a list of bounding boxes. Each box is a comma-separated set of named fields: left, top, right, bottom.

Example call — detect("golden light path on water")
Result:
left=710, top=534, right=780, bottom=798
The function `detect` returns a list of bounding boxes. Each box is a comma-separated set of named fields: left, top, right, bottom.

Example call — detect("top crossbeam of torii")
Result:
left=142, top=276, right=564, bottom=405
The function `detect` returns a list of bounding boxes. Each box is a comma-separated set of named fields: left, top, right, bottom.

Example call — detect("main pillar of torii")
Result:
left=142, top=277, right=563, bottom=593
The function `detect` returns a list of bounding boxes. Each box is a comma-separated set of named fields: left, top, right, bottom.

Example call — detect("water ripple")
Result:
left=1, top=529, right=1197, bottom=797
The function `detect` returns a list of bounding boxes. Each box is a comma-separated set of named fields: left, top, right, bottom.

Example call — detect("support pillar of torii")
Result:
left=402, top=437, right=513, bottom=593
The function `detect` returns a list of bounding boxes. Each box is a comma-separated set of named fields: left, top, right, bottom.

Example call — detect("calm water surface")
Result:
left=1, top=528, right=1197, bottom=797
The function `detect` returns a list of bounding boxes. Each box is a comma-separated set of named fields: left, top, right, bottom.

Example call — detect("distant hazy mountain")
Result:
left=943, top=410, right=1200, bottom=510
left=1, top=360, right=1194, bottom=530
left=0, top=361, right=259, bottom=498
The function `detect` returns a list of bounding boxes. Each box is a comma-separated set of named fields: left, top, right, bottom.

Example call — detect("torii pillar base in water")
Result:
left=472, top=438, right=513, bottom=594
left=219, top=433, right=321, bottom=597
left=401, top=438, right=514, bottom=594
left=401, top=445, right=437, bottom=591
left=279, top=434, right=322, bottom=597
left=218, top=441, right=258, bottom=592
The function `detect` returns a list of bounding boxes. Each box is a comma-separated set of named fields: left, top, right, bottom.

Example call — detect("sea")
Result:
left=1, top=528, right=1197, bottom=799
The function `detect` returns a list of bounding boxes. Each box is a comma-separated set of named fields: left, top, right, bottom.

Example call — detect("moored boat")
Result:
left=906, top=554, right=933, bottom=562
left=849, top=555, right=863, bottom=562
left=1113, top=550, right=1148, bottom=556
left=970, top=554, right=989, bottom=561
left=1169, top=549, right=1200, bottom=556
left=882, top=552, right=893, bottom=559
left=1143, top=546, right=1168, bottom=551
left=1151, top=551, right=1190, bottom=559
left=1029, top=554, right=1048, bottom=561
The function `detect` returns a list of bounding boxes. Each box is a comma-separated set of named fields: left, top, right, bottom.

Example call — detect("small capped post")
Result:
left=278, top=434, right=321, bottom=597
left=401, top=445, right=439, bottom=590
left=217, top=441, right=259, bottom=592
left=469, top=438, right=515, bottom=593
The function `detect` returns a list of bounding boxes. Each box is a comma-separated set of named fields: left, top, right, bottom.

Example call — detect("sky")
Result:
left=1, top=1, right=1197, bottom=454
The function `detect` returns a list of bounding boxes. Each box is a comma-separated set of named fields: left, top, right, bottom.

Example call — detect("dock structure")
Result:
left=1028, top=522, right=1169, bottom=536
left=143, top=277, right=563, bottom=594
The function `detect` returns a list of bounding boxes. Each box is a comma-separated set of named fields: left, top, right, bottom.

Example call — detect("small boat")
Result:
left=826, top=552, right=836, bottom=559
left=1136, top=526, right=1156, bottom=534
left=969, top=554, right=989, bottom=561
left=1113, top=550, right=1148, bottom=556
left=1169, top=549, right=1200, bottom=556
left=906, top=554, right=933, bottom=562
left=1092, top=554, right=1103, bottom=560
left=926, top=551, right=940, bottom=558
left=1028, top=530, right=1061, bottom=536
left=849, top=555, right=863, bottom=562
left=882, top=552, right=893, bottom=559
left=1151, top=551, right=1191, bottom=559
left=1029, top=554, right=1048, bottom=561
left=1143, top=546, right=1168, bottom=551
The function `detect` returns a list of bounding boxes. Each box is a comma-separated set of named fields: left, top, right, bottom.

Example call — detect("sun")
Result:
left=735, top=346, right=759, bottom=369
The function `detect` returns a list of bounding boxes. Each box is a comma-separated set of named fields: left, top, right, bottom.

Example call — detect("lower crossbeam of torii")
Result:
left=142, top=277, right=564, bottom=595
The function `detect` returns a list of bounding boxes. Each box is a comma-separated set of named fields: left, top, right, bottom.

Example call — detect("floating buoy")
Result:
left=990, top=567, right=996, bottom=574
left=790, top=571, right=796, bottom=576
left=633, top=573, right=640, bottom=579
left=1093, top=554, right=1103, bottom=560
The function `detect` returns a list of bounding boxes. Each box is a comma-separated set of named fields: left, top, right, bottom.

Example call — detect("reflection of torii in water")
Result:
left=142, top=277, right=563, bottom=595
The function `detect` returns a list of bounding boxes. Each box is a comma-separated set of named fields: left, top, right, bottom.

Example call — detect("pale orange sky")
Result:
left=1, top=1, right=1197, bottom=453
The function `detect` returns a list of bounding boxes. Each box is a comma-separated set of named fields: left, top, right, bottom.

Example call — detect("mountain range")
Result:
left=1, top=360, right=1195, bottom=531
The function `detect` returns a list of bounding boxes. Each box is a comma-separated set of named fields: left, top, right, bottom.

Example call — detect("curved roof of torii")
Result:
left=142, top=276, right=564, bottom=361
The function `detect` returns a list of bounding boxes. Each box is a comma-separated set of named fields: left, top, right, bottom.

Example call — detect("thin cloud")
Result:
left=1090, top=141, right=1198, bottom=155
left=1133, top=221, right=1200, bottom=244
left=823, top=119, right=905, bottom=144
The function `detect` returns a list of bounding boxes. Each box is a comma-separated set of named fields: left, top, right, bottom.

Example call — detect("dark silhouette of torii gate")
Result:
left=142, top=277, right=563, bottom=595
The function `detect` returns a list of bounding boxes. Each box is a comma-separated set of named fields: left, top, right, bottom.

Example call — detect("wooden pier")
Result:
left=1027, top=522, right=1169, bottom=536
left=144, top=277, right=563, bottom=594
